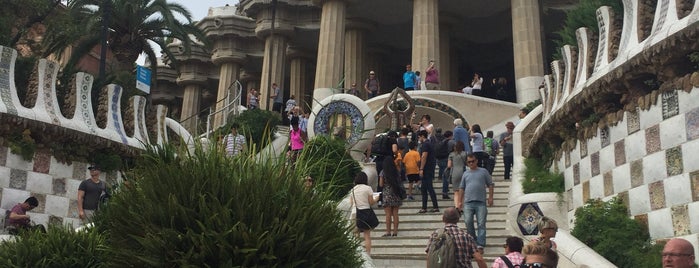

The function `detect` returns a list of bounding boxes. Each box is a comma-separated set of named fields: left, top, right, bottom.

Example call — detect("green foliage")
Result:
left=0, top=225, right=107, bottom=268
left=8, top=129, right=36, bottom=161
left=689, top=51, right=699, bottom=70
left=230, top=109, right=281, bottom=148
left=90, top=151, right=124, bottom=172
left=524, top=99, right=542, bottom=114
left=580, top=112, right=601, bottom=127
left=572, top=198, right=663, bottom=267
left=94, top=143, right=363, bottom=267
left=13, top=55, right=37, bottom=104
left=553, top=0, right=623, bottom=60
left=295, top=135, right=362, bottom=201
left=522, top=157, right=564, bottom=193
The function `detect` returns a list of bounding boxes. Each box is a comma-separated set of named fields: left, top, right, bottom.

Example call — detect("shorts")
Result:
left=407, top=174, right=421, bottom=183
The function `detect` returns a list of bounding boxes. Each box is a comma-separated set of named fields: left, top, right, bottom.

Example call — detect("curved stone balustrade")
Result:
left=537, top=0, right=699, bottom=140
left=0, top=45, right=189, bottom=152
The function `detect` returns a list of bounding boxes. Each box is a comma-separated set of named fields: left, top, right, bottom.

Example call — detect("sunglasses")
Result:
left=521, top=263, right=550, bottom=268
left=467, top=160, right=476, bottom=163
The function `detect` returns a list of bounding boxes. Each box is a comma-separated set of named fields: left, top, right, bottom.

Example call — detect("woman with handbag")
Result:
left=380, top=157, right=404, bottom=237
left=351, top=172, right=380, bottom=254
left=447, top=141, right=468, bottom=191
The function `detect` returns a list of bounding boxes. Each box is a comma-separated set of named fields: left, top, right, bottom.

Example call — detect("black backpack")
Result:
left=434, top=139, right=450, bottom=159
left=371, top=135, right=392, bottom=156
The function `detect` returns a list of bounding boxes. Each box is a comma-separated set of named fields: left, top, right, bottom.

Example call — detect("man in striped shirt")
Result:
left=426, top=207, right=486, bottom=268
left=223, top=123, right=246, bottom=157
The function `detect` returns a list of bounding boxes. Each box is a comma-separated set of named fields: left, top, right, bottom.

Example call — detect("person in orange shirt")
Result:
left=402, top=141, right=421, bottom=200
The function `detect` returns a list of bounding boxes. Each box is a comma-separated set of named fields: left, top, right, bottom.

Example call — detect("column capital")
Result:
left=176, top=61, right=210, bottom=87
left=239, top=69, right=260, bottom=83
left=166, top=40, right=210, bottom=63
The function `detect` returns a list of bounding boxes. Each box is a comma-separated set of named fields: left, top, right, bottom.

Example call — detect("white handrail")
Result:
left=204, top=80, right=243, bottom=138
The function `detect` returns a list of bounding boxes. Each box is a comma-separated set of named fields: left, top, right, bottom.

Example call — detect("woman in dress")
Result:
left=447, top=141, right=468, bottom=190
left=350, top=172, right=380, bottom=254
left=380, top=157, right=403, bottom=237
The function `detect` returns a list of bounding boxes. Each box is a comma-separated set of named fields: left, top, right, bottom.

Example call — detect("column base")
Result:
left=515, top=76, right=544, bottom=105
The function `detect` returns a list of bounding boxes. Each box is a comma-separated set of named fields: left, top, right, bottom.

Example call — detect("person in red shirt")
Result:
left=8, top=196, right=45, bottom=234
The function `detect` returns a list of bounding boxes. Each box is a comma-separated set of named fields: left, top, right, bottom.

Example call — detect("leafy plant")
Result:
left=572, top=198, right=663, bottom=267
left=522, top=157, right=564, bottom=193
left=580, top=112, right=601, bottom=127
left=295, top=135, right=362, bottom=201
left=524, top=99, right=542, bottom=114
left=94, top=143, right=363, bottom=267
left=552, top=0, right=623, bottom=60
left=689, top=51, right=699, bottom=70
left=229, top=108, right=281, bottom=148
left=8, top=129, right=36, bottom=161
left=0, top=225, right=107, bottom=267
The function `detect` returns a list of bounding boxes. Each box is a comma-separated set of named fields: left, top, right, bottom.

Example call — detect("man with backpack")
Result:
left=435, top=130, right=453, bottom=199
left=372, top=131, right=398, bottom=206
left=491, top=236, right=524, bottom=268
left=484, top=130, right=500, bottom=175
left=426, top=207, right=486, bottom=268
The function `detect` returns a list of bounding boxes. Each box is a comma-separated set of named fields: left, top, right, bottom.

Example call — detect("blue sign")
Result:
left=136, top=65, right=152, bottom=94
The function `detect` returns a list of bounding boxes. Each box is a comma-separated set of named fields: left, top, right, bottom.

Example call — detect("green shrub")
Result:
left=553, top=0, right=623, bottom=60
left=572, top=198, right=662, bottom=267
left=522, top=157, right=564, bottom=193
left=0, top=225, right=106, bottom=267
left=94, top=143, right=362, bottom=267
left=228, top=109, right=281, bottom=149
left=8, top=128, right=36, bottom=161
left=295, top=135, right=362, bottom=201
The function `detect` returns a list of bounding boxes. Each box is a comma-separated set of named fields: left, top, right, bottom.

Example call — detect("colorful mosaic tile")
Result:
left=614, top=140, right=626, bottom=166
left=646, top=124, right=661, bottom=154
left=32, top=150, right=50, bottom=174
left=9, top=168, right=27, bottom=190
left=49, top=215, right=63, bottom=226
left=649, top=181, right=666, bottom=210
left=0, top=146, right=7, bottom=166
left=604, top=171, right=614, bottom=196
left=600, top=126, right=610, bottom=147
left=565, top=150, right=571, bottom=168
left=72, top=162, right=88, bottom=179
left=666, top=146, right=683, bottom=177
left=314, top=100, right=366, bottom=145
left=517, top=202, right=544, bottom=235
left=662, top=90, right=679, bottom=120
left=582, top=181, right=590, bottom=202
left=573, top=163, right=580, bottom=185
left=618, top=191, right=630, bottom=214
left=687, top=106, right=699, bottom=141
left=627, top=108, right=641, bottom=134
left=634, top=214, right=649, bottom=230
left=631, top=159, right=644, bottom=187
left=579, top=139, right=588, bottom=158
left=591, top=152, right=600, bottom=176
left=691, top=170, right=699, bottom=202
left=52, top=178, right=66, bottom=196
left=672, top=205, right=691, bottom=236
left=374, top=98, right=466, bottom=126
left=33, top=194, right=46, bottom=213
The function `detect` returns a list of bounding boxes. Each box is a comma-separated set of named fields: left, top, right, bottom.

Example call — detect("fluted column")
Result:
left=412, top=0, right=440, bottom=75
left=180, top=84, right=202, bottom=132
left=289, top=57, right=308, bottom=110
left=214, top=62, right=241, bottom=126
left=512, top=0, right=545, bottom=104
left=259, top=35, right=287, bottom=111
left=313, top=0, right=347, bottom=102
left=344, top=19, right=370, bottom=98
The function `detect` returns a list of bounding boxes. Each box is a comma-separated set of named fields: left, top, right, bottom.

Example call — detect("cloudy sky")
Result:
left=170, top=0, right=238, bottom=21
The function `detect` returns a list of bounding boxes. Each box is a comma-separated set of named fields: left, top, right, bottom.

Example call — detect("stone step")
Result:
left=375, top=206, right=509, bottom=215
left=369, top=226, right=511, bottom=241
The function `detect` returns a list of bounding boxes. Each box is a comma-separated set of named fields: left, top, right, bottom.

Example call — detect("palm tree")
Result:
left=42, top=0, right=207, bottom=77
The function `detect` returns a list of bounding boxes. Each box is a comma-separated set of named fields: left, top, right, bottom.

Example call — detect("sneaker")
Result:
left=418, top=209, right=427, bottom=214
left=442, top=194, right=451, bottom=200
left=430, top=208, right=440, bottom=213
left=407, top=195, right=414, bottom=201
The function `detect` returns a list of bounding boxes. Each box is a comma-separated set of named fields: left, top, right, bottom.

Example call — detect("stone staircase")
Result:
left=371, top=160, right=512, bottom=268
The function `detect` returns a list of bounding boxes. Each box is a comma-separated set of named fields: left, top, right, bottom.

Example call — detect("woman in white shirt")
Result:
left=462, top=73, right=483, bottom=95
left=350, top=172, right=380, bottom=254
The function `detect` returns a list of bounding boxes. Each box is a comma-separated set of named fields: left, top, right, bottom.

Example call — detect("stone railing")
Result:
left=0, top=45, right=192, bottom=153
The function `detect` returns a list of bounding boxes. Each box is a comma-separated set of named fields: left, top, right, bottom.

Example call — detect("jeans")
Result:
left=421, top=164, right=439, bottom=209
left=437, top=158, right=448, bottom=194
left=463, top=201, right=488, bottom=248
left=503, top=155, right=513, bottom=180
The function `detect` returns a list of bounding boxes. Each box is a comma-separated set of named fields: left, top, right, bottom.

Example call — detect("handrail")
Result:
left=205, top=80, right=243, bottom=138
left=178, top=86, right=233, bottom=127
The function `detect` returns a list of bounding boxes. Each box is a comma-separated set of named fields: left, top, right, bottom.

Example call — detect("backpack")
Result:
left=427, top=228, right=457, bottom=268
left=371, top=135, right=392, bottom=156
left=484, top=137, right=494, bottom=155
left=499, top=255, right=519, bottom=268
left=434, top=139, right=450, bottom=159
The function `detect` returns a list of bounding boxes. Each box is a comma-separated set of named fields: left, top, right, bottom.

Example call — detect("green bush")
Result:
left=94, top=143, right=363, bottom=267
left=553, top=0, right=623, bottom=60
left=228, top=109, right=281, bottom=149
left=295, top=135, right=362, bottom=201
left=0, top=225, right=106, bottom=267
left=522, top=157, right=564, bottom=193
left=572, top=198, right=662, bottom=267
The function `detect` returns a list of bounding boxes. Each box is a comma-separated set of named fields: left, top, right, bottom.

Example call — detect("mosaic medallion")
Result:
left=9, top=168, right=27, bottom=190
left=313, top=100, right=366, bottom=145
left=661, top=90, right=679, bottom=120
left=600, top=126, right=610, bottom=148
left=627, top=108, right=640, bottom=134
left=645, top=125, right=661, bottom=154
left=517, top=202, right=544, bottom=235
left=665, top=146, right=683, bottom=177
left=579, top=139, right=588, bottom=158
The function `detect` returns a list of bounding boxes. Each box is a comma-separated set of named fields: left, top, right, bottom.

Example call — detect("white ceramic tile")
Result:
left=0, top=166, right=10, bottom=188
left=682, top=139, right=699, bottom=173
left=643, top=152, right=667, bottom=184
left=659, top=114, right=687, bottom=150
left=664, top=174, right=692, bottom=207
left=571, top=144, right=581, bottom=164
left=565, top=165, right=574, bottom=190
left=589, top=174, right=604, bottom=199
left=639, top=102, right=663, bottom=130
left=49, top=157, right=73, bottom=178
left=572, top=185, right=583, bottom=209
left=65, top=178, right=83, bottom=201
left=0, top=188, right=30, bottom=210
left=625, top=131, right=646, bottom=162
left=579, top=155, right=591, bottom=183
left=588, top=135, right=602, bottom=153
left=4, top=153, right=32, bottom=171
left=25, top=171, right=53, bottom=194
left=27, top=212, right=48, bottom=227
left=678, top=88, right=699, bottom=114
left=648, top=208, right=674, bottom=239
left=610, top=116, right=628, bottom=143
left=45, top=195, right=70, bottom=218
left=599, top=145, right=615, bottom=174
left=688, top=202, right=699, bottom=234
left=629, top=184, right=651, bottom=215
left=612, top=163, right=631, bottom=193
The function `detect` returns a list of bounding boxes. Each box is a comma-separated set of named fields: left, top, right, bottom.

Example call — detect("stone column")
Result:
left=344, top=19, right=371, bottom=96
left=512, top=0, right=545, bottom=104
left=168, top=40, right=210, bottom=134
left=439, top=24, right=451, bottom=91
left=313, top=0, right=347, bottom=102
left=259, top=35, right=288, bottom=111
left=288, top=48, right=311, bottom=111
left=412, top=0, right=440, bottom=75
left=213, top=61, right=241, bottom=127
left=179, top=84, right=202, bottom=132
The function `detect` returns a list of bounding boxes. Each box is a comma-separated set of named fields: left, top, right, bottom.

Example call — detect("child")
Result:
left=402, top=141, right=421, bottom=200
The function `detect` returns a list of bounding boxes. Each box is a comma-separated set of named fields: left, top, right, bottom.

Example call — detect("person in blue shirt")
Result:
left=403, top=64, right=417, bottom=90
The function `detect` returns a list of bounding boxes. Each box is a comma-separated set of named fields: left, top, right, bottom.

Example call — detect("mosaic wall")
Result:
left=560, top=89, right=699, bottom=239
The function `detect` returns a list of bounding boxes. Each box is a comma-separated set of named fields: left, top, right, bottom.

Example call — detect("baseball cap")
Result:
left=88, top=165, right=101, bottom=171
